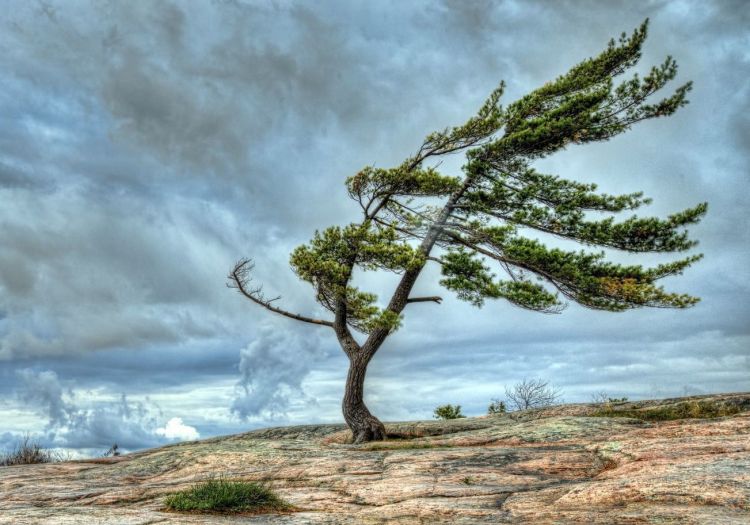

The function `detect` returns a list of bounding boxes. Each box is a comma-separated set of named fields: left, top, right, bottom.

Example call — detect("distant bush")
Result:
left=433, top=404, right=465, bottom=420
left=103, top=444, right=120, bottom=457
left=165, top=478, right=290, bottom=513
left=591, top=391, right=628, bottom=404
left=487, top=399, right=506, bottom=415
left=505, top=378, right=562, bottom=411
left=0, top=435, right=59, bottom=467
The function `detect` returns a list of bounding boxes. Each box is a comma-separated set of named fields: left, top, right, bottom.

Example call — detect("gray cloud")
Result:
left=16, top=369, right=70, bottom=428
left=231, top=322, right=329, bottom=419
left=0, top=1, right=748, bottom=452
left=0, top=188, right=247, bottom=360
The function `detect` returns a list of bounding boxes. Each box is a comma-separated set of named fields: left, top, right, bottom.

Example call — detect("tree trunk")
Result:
left=342, top=352, right=385, bottom=443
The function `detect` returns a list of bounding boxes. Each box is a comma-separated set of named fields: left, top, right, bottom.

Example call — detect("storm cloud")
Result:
left=231, top=322, right=330, bottom=419
left=1, top=1, right=748, bottom=453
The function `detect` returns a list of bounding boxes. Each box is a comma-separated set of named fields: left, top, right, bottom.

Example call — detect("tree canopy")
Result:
left=234, top=20, right=703, bottom=334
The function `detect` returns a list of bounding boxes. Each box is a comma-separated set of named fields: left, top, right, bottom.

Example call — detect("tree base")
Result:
left=350, top=417, right=386, bottom=444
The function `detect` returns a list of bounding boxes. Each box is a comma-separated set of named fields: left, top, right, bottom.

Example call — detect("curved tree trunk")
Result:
left=342, top=352, right=385, bottom=443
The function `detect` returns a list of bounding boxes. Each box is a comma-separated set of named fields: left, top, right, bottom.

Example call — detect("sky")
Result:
left=0, top=0, right=748, bottom=456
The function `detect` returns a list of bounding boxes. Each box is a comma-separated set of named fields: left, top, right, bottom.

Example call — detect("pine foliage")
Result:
left=234, top=20, right=704, bottom=335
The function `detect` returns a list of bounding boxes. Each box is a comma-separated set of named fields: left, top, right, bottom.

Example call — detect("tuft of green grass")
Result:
left=164, top=478, right=291, bottom=514
left=591, top=400, right=741, bottom=421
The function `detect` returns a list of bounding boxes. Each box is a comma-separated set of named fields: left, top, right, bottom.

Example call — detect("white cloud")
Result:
left=155, top=417, right=200, bottom=441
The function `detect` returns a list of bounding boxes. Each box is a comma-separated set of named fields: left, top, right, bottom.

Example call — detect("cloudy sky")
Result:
left=1, top=0, right=748, bottom=455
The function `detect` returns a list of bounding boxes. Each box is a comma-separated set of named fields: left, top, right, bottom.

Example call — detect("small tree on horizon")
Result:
left=505, top=378, right=563, bottom=412
left=434, top=404, right=466, bottom=420
left=488, top=399, right=507, bottom=415
left=229, top=21, right=705, bottom=443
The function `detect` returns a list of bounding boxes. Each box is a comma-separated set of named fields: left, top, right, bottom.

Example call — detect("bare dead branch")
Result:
left=228, top=259, right=334, bottom=327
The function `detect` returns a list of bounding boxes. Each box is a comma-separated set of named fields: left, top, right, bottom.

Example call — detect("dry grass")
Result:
left=0, top=435, right=61, bottom=467
left=591, top=399, right=742, bottom=421
left=360, top=441, right=449, bottom=451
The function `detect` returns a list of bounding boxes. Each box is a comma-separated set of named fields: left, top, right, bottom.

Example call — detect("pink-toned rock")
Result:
left=1, top=393, right=748, bottom=524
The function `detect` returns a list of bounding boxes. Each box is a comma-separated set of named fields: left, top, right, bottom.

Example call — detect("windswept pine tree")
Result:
left=229, top=21, right=705, bottom=443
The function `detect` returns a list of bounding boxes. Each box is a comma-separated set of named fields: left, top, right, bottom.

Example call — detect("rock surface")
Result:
left=1, top=393, right=749, bottom=524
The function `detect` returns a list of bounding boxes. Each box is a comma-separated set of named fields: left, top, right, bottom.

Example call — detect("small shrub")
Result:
left=591, top=391, right=609, bottom=404
left=592, top=392, right=629, bottom=404
left=103, top=443, right=120, bottom=457
left=165, top=478, right=290, bottom=513
left=433, top=404, right=465, bottom=420
left=505, top=378, right=562, bottom=411
left=487, top=399, right=506, bottom=415
left=0, top=435, right=59, bottom=466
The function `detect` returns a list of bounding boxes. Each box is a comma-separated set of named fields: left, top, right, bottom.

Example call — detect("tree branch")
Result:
left=361, top=174, right=477, bottom=359
left=228, top=259, right=334, bottom=327
left=406, top=296, right=443, bottom=304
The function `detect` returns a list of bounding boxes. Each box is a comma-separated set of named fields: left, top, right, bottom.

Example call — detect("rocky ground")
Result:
left=1, top=393, right=749, bottom=524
